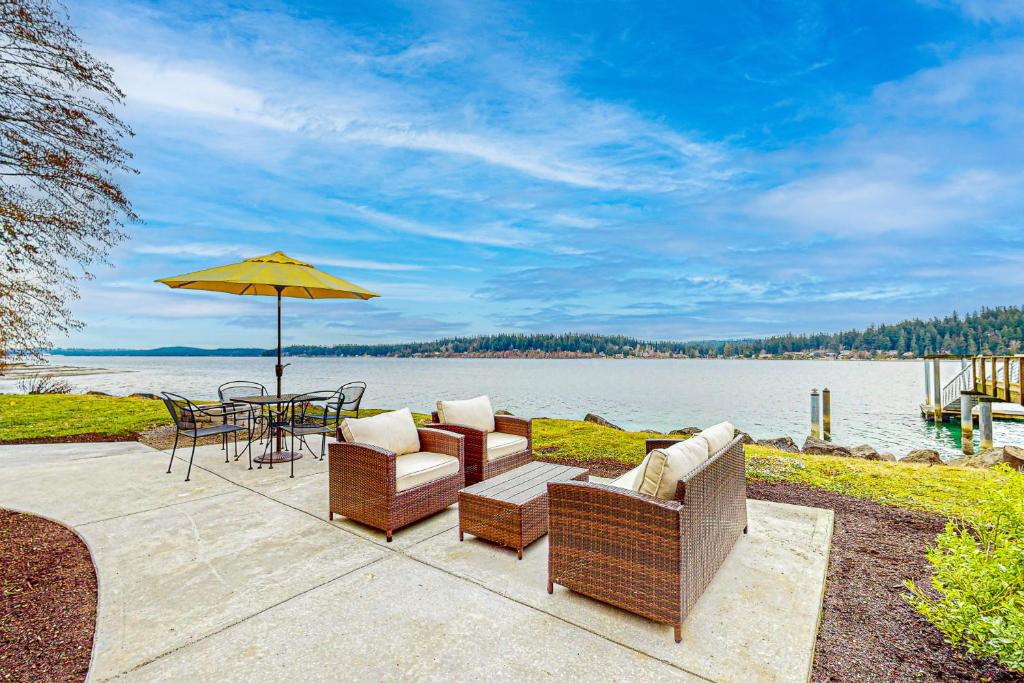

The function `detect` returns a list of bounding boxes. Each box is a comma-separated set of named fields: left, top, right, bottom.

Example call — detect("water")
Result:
left=6, top=356, right=1023, bottom=460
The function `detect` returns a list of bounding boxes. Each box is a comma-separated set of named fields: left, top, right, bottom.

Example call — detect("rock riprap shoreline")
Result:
left=581, top=412, right=1022, bottom=470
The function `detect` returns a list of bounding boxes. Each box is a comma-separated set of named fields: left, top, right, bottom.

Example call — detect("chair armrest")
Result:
left=422, top=422, right=484, bottom=456
left=645, top=438, right=686, bottom=454
left=547, top=481, right=685, bottom=617
left=417, top=428, right=465, bottom=468
left=494, top=415, right=531, bottom=443
left=328, top=441, right=397, bottom=489
left=549, top=480, right=682, bottom=516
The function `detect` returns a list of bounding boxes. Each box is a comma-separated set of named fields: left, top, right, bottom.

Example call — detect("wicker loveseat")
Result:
left=546, top=426, right=747, bottom=642
left=427, top=395, right=532, bottom=485
left=329, top=408, right=464, bottom=541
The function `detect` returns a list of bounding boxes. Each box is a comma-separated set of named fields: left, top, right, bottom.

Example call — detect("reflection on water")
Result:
left=6, top=356, right=1023, bottom=461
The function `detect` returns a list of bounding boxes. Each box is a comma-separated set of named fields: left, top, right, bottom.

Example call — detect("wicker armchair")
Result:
left=329, top=427, right=465, bottom=541
left=428, top=412, right=532, bottom=485
left=546, top=435, right=747, bottom=642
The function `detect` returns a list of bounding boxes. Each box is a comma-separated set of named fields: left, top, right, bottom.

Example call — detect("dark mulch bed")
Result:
left=0, top=432, right=139, bottom=445
left=748, top=481, right=1021, bottom=683
left=0, top=510, right=97, bottom=683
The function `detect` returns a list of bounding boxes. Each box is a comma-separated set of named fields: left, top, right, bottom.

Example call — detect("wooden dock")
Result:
left=918, top=402, right=1024, bottom=423
left=922, top=354, right=1024, bottom=452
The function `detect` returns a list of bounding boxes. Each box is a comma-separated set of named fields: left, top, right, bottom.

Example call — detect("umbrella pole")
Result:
left=275, top=288, right=283, bottom=455
left=276, top=288, right=283, bottom=397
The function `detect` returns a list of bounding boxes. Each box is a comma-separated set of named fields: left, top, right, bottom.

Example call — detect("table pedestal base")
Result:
left=254, top=451, right=302, bottom=464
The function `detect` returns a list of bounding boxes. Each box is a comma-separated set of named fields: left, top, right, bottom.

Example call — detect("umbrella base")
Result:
left=254, top=451, right=303, bottom=464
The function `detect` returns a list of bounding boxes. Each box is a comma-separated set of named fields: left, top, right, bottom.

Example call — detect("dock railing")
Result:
left=941, top=362, right=975, bottom=409
left=972, top=355, right=1024, bottom=404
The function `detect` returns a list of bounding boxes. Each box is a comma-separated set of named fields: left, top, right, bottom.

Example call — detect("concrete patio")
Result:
left=0, top=439, right=833, bottom=682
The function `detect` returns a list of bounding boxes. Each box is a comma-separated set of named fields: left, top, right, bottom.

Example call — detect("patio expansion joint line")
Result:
left=73, top=490, right=240, bottom=529
left=182, top=459, right=718, bottom=681
left=111, top=554, right=391, bottom=680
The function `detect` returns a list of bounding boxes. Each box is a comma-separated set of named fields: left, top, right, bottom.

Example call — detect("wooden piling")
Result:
left=979, top=399, right=994, bottom=450
left=931, top=360, right=943, bottom=424
left=810, top=389, right=821, bottom=439
left=923, top=360, right=932, bottom=407
left=822, top=387, right=831, bottom=441
left=960, top=392, right=974, bottom=455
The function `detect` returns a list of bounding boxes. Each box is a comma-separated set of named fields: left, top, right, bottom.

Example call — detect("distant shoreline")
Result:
left=2, top=355, right=924, bottom=381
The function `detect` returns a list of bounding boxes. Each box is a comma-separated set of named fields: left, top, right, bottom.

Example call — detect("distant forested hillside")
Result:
left=50, top=306, right=1024, bottom=359
left=53, top=346, right=265, bottom=357
left=735, top=306, right=1024, bottom=357
left=277, top=306, right=1024, bottom=358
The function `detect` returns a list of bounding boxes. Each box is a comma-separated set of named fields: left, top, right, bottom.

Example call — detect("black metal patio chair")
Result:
left=217, top=380, right=268, bottom=447
left=331, top=381, right=367, bottom=419
left=279, top=391, right=340, bottom=472
left=162, top=392, right=250, bottom=481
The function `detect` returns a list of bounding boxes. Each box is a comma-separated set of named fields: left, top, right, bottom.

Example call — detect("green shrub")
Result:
left=904, top=464, right=1024, bottom=672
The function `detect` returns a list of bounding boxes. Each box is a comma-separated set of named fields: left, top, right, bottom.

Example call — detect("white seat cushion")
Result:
left=607, top=463, right=644, bottom=491
left=697, top=422, right=736, bottom=455
left=486, top=431, right=528, bottom=461
left=638, top=437, right=710, bottom=500
left=437, top=396, right=495, bottom=433
left=341, top=408, right=420, bottom=456
left=394, top=451, right=460, bottom=492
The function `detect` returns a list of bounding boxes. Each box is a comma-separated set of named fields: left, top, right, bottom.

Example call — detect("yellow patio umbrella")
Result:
left=156, top=251, right=379, bottom=396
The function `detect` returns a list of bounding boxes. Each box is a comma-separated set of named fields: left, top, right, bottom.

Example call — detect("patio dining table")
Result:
left=231, top=393, right=303, bottom=464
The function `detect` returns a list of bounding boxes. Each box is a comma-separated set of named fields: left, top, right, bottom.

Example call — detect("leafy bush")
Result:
left=904, top=464, right=1024, bottom=672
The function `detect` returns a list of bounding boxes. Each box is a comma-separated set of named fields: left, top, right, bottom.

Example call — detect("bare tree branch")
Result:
left=0, top=0, right=135, bottom=370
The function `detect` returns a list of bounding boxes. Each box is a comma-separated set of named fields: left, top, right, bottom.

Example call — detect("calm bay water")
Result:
left=7, top=356, right=1024, bottom=460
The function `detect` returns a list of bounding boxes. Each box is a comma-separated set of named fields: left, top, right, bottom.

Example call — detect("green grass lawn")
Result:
left=2, top=394, right=1015, bottom=520
left=532, top=418, right=668, bottom=465
left=0, top=394, right=172, bottom=441
left=744, top=445, right=1014, bottom=521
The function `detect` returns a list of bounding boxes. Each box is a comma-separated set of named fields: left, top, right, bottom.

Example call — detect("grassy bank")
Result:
left=0, top=394, right=171, bottom=441
left=1, top=394, right=1014, bottom=520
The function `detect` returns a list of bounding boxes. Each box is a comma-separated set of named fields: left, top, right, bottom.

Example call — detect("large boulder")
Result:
left=756, top=436, right=800, bottom=453
left=955, top=446, right=1024, bottom=471
left=1005, top=445, right=1024, bottom=470
left=669, top=427, right=701, bottom=436
left=849, top=444, right=882, bottom=461
left=494, top=409, right=514, bottom=416
left=903, top=449, right=943, bottom=465
left=802, top=437, right=852, bottom=457
left=878, top=452, right=897, bottom=462
left=583, top=413, right=623, bottom=431
left=130, top=392, right=161, bottom=401
left=735, top=431, right=755, bottom=445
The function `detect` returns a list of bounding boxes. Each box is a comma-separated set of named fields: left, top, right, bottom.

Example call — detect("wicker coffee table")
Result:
left=458, top=461, right=588, bottom=559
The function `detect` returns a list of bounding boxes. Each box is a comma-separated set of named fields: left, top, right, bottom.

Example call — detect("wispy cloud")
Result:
left=56, top=0, right=1024, bottom=347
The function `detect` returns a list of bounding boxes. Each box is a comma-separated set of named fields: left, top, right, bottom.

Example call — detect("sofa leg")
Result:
left=386, top=530, right=393, bottom=542
left=546, top=580, right=553, bottom=594
left=328, top=511, right=334, bottom=521
left=674, top=625, right=682, bottom=643
left=743, top=525, right=748, bottom=534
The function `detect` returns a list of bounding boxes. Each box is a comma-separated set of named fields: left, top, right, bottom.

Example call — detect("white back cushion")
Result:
left=436, top=395, right=496, bottom=433
left=341, top=408, right=420, bottom=456
left=697, top=422, right=736, bottom=455
left=607, top=461, right=645, bottom=491
left=638, top=437, right=710, bottom=500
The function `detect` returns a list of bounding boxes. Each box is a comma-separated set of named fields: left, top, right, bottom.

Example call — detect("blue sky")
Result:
left=64, top=0, right=1024, bottom=348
